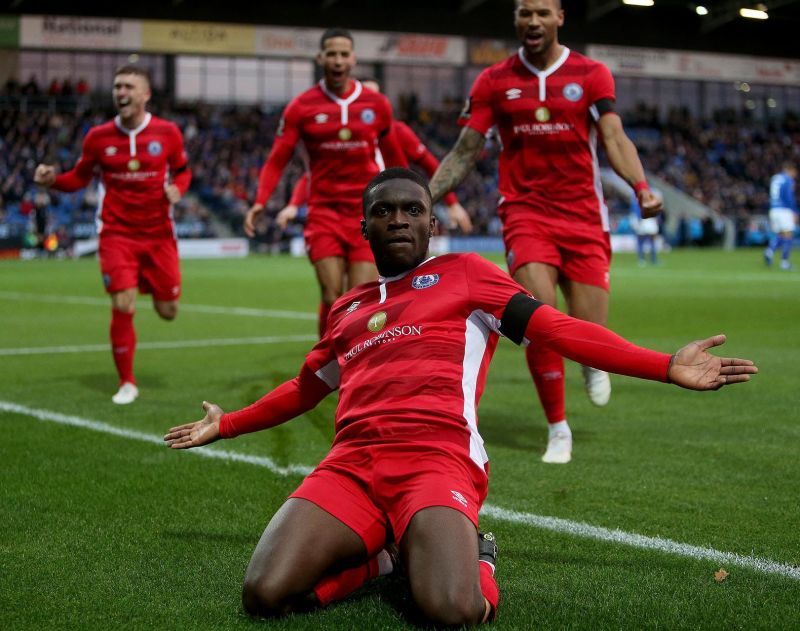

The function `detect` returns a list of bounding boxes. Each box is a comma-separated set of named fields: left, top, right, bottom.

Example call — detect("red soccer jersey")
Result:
left=299, top=253, right=527, bottom=474
left=460, top=48, right=615, bottom=229
left=256, top=80, right=399, bottom=209
left=289, top=120, right=459, bottom=207
left=53, top=113, right=190, bottom=239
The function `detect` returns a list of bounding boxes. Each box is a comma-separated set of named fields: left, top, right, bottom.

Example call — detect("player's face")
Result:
left=112, top=73, right=151, bottom=121
left=363, top=179, right=436, bottom=277
left=318, top=37, right=355, bottom=92
left=514, top=0, right=564, bottom=59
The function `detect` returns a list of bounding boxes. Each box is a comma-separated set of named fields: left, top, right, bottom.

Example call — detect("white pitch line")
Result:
left=2, top=398, right=799, bottom=584
left=0, top=291, right=317, bottom=321
left=0, top=335, right=318, bottom=356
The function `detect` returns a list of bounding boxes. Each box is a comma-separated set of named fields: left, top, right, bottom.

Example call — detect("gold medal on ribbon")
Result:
left=338, top=127, right=352, bottom=141
left=127, top=158, right=141, bottom=171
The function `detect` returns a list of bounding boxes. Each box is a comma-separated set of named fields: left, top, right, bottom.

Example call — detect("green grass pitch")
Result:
left=1, top=249, right=799, bottom=629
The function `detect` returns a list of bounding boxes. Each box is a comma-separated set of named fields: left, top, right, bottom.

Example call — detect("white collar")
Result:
left=318, top=79, right=363, bottom=107
left=114, top=111, right=151, bottom=135
left=517, top=46, right=570, bottom=79
left=378, top=256, right=437, bottom=283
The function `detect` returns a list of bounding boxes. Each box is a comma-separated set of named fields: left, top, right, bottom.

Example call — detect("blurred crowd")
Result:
left=1, top=95, right=797, bottom=252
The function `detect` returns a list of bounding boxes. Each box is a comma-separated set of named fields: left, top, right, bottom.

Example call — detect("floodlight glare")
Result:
left=695, top=5, right=709, bottom=15
left=622, top=0, right=655, bottom=6
left=739, top=7, right=769, bottom=19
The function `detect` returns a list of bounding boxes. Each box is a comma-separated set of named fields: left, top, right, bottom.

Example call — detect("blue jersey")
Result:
left=770, top=172, right=797, bottom=212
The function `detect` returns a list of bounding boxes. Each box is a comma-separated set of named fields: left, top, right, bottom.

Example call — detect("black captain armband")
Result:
left=499, top=293, right=544, bottom=345
left=590, top=98, right=615, bottom=121
left=173, top=163, right=189, bottom=174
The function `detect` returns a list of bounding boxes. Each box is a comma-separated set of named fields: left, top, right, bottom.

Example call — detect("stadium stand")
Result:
left=2, top=89, right=797, bottom=252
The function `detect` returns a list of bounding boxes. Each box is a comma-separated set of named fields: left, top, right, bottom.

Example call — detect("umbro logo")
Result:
left=505, top=88, right=522, bottom=100
left=314, top=113, right=328, bottom=124
left=451, top=490, right=468, bottom=507
left=104, top=146, right=118, bottom=156
left=346, top=301, right=361, bottom=314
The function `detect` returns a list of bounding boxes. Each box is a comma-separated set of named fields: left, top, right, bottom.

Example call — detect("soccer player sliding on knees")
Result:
left=165, top=169, right=756, bottom=626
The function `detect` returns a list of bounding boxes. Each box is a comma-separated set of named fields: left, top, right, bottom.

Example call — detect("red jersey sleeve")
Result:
left=218, top=334, right=338, bottom=439
left=255, top=100, right=302, bottom=205
left=289, top=172, right=310, bottom=206
left=168, top=124, right=191, bottom=194
left=464, top=253, right=531, bottom=325
left=376, top=96, right=407, bottom=168
left=587, top=62, right=616, bottom=116
left=53, top=128, right=99, bottom=192
left=395, top=122, right=426, bottom=162
left=458, top=68, right=495, bottom=135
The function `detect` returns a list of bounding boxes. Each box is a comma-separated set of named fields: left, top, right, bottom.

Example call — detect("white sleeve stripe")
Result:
left=589, top=104, right=600, bottom=122
left=315, top=360, right=340, bottom=389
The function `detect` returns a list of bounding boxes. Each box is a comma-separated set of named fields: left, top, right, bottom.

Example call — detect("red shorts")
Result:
left=290, top=441, right=488, bottom=554
left=304, top=202, right=374, bottom=265
left=98, top=233, right=181, bottom=301
left=501, top=205, right=611, bottom=291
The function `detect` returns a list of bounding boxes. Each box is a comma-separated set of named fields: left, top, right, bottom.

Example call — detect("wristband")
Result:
left=633, top=181, right=650, bottom=194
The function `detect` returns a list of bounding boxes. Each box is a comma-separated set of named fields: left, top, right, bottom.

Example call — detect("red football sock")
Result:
left=318, top=302, right=332, bottom=339
left=479, top=561, right=499, bottom=622
left=110, top=309, right=136, bottom=385
left=525, top=344, right=565, bottom=423
left=313, top=556, right=380, bottom=607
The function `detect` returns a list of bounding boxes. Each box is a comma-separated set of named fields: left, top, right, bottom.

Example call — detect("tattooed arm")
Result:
left=429, top=127, right=486, bottom=203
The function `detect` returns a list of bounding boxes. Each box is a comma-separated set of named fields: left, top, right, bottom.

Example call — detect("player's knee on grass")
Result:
left=410, top=579, right=486, bottom=627
left=242, top=572, right=304, bottom=617
left=154, top=300, right=178, bottom=321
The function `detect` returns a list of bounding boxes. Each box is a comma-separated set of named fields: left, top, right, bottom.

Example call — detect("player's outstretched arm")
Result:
left=164, top=401, right=223, bottom=449
left=667, top=334, right=757, bottom=391
left=521, top=302, right=757, bottom=387
left=429, top=127, right=486, bottom=203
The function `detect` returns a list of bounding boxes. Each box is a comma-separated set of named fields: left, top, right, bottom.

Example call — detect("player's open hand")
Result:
left=447, top=202, right=473, bottom=234
left=164, top=183, right=182, bottom=204
left=164, top=401, right=223, bottom=449
left=638, top=188, right=663, bottom=218
left=275, top=204, right=299, bottom=230
left=668, top=334, right=757, bottom=391
left=34, top=164, right=56, bottom=187
left=244, top=203, right=265, bottom=237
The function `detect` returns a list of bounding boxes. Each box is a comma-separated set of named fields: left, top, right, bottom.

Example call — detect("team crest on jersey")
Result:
left=367, top=311, right=387, bottom=332
left=104, top=146, right=118, bottom=156
left=147, top=140, right=163, bottom=156
left=563, top=83, right=583, bottom=102
left=505, top=88, right=522, bottom=100
left=314, top=113, right=328, bottom=124
left=360, top=108, right=376, bottom=124
left=534, top=106, right=550, bottom=122
left=411, top=274, right=440, bottom=289
left=346, top=300, right=361, bottom=314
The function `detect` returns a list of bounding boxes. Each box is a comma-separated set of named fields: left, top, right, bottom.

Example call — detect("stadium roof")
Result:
left=3, top=0, right=800, bottom=59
